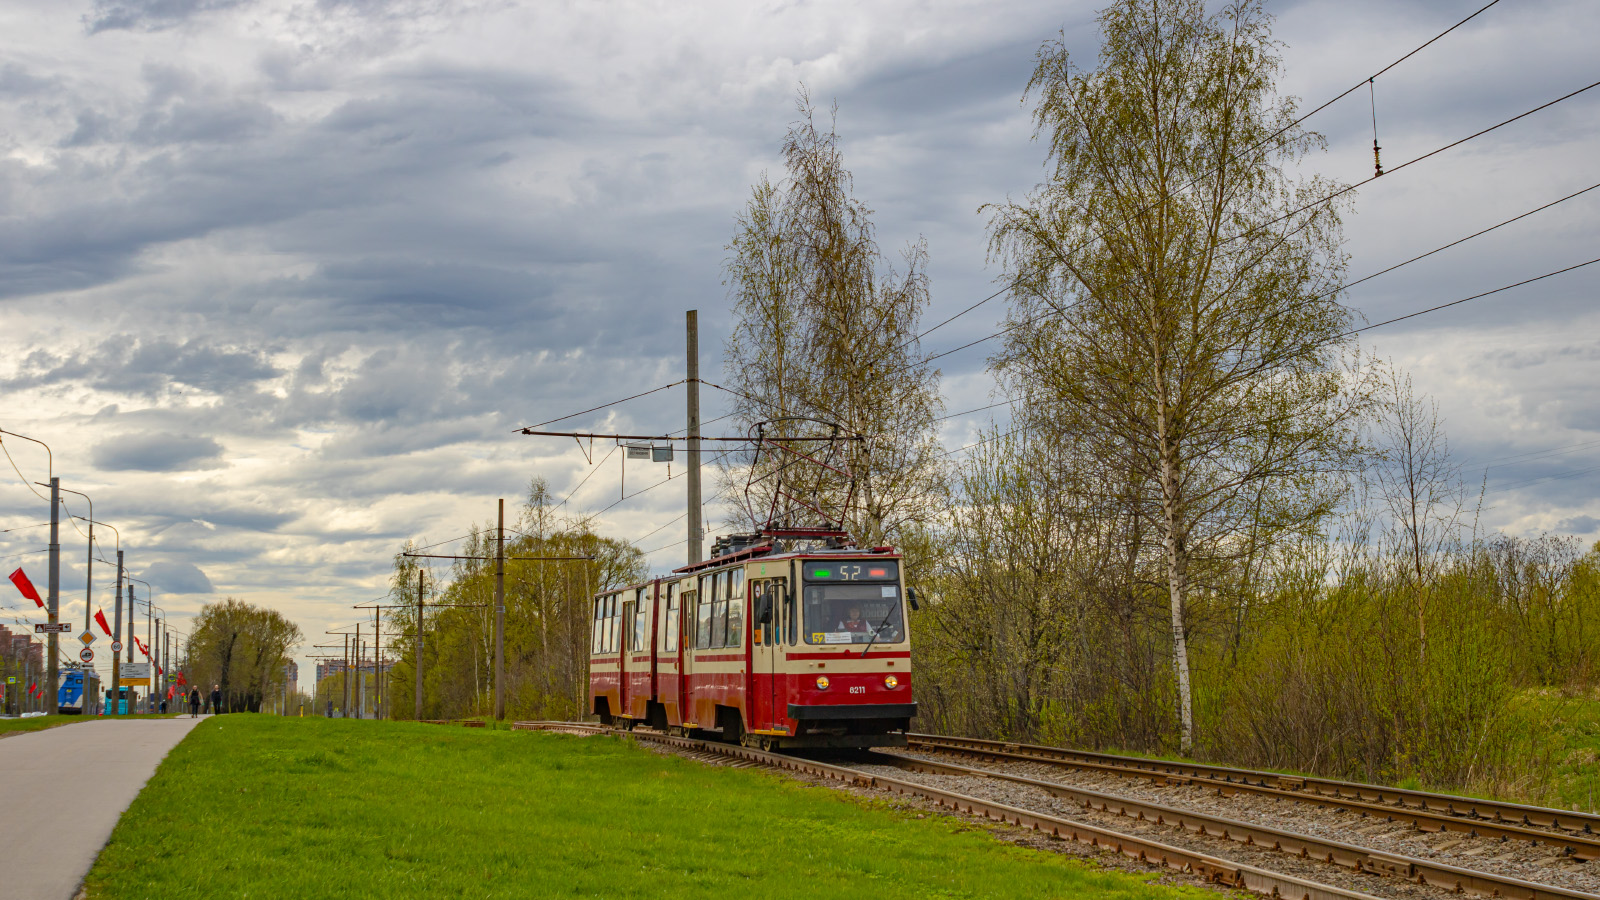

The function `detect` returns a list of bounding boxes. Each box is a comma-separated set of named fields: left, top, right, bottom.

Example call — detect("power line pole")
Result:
left=125, top=583, right=135, bottom=709
left=110, top=551, right=122, bottom=714
left=354, top=624, right=362, bottom=720
left=686, top=309, right=703, bottom=565
left=342, top=633, right=350, bottom=717
left=373, top=604, right=381, bottom=720
left=46, top=477, right=59, bottom=716
left=415, top=568, right=424, bottom=721
left=145, top=597, right=152, bottom=712
left=493, top=497, right=505, bottom=721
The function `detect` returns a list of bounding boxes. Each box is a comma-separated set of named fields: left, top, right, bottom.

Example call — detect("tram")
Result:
left=589, top=530, right=917, bottom=749
left=58, top=666, right=101, bottom=715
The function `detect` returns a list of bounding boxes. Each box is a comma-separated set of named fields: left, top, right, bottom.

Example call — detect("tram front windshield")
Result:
left=803, top=584, right=905, bottom=645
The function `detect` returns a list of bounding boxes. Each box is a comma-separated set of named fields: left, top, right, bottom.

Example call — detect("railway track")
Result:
left=906, top=734, right=1600, bottom=859
left=514, top=722, right=1600, bottom=900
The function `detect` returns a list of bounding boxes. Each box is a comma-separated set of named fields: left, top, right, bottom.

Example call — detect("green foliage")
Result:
left=185, top=598, right=303, bottom=713
left=83, top=716, right=1215, bottom=900
left=383, top=479, right=647, bottom=722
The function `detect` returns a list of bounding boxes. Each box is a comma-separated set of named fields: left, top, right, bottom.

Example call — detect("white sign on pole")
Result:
left=111, top=640, right=123, bottom=653
left=122, top=662, right=151, bottom=679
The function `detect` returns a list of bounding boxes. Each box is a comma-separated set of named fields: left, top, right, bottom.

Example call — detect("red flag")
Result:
left=8, top=568, right=43, bottom=608
left=134, top=637, right=148, bottom=657
left=29, top=683, right=37, bottom=697
left=94, top=608, right=113, bottom=636
left=166, top=686, right=174, bottom=700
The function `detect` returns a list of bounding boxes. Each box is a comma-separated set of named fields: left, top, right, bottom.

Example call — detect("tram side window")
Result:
left=684, top=589, right=700, bottom=648
left=607, top=595, right=620, bottom=653
left=633, top=587, right=649, bottom=652
left=696, top=576, right=714, bottom=649
left=725, top=569, right=744, bottom=648
left=783, top=580, right=797, bottom=645
left=592, top=598, right=605, bottom=653
left=663, top=584, right=679, bottom=653
left=710, top=570, right=727, bottom=648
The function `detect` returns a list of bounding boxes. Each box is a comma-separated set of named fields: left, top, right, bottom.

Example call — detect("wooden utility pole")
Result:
left=686, top=310, right=703, bottom=565
left=415, top=569, right=424, bottom=721
left=493, top=498, right=506, bottom=721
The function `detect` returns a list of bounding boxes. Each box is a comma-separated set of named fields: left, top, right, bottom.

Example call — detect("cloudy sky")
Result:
left=1, top=0, right=1596, bottom=693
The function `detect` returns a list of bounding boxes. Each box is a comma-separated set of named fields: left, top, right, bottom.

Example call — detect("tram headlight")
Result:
left=815, top=676, right=830, bottom=690
left=884, top=675, right=899, bottom=690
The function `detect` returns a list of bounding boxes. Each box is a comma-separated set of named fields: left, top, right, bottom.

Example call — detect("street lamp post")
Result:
left=4, top=429, right=55, bottom=715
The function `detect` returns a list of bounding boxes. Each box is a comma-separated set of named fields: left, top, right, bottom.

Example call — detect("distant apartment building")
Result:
left=315, top=657, right=392, bottom=683
left=287, top=659, right=299, bottom=696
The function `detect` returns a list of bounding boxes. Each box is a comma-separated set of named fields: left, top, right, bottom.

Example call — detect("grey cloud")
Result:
left=141, top=559, right=214, bottom=594
left=1558, top=515, right=1599, bottom=535
left=85, top=0, right=254, bottom=34
left=91, top=432, right=225, bottom=472
left=3, top=337, right=281, bottom=398
left=0, top=63, right=58, bottom=97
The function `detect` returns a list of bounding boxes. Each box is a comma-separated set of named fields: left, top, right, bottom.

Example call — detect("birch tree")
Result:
left=723, top=90, right=943, bottom=546
left=987, top=0, right=1371, bottom=752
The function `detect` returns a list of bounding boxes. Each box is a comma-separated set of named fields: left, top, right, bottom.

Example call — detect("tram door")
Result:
left=619, top=594, right=636, bottom=718
left=657, top=582, right=681, bottom=726
left=748, top=577, right=787, bottom=732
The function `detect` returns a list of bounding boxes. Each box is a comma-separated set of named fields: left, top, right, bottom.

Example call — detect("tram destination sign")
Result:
left=804, top=561, right=898, bottom=582
left=35, top=623, right=72, bottom=634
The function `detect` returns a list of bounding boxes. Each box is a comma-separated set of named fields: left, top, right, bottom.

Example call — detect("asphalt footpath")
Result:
left=0, top=716, right=205, bottom=900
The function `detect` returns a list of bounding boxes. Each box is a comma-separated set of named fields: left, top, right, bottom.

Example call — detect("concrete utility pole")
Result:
left=111, top=571, right=122, bottom=715
left=354, top=624, right=362, bottom=719
left=111, top=551, right=123, bottom=715
left=47, top=477, right=59, bottom=716
left=686, top=310, right=704, bottom=565
left=415, top=569, right=424, bottom=721
left=125, top=584, right=134, bottom=664
left=493, top=498, right=505, bottom=721
left=373, top=604, right=381, bottom=720
left=342, top=634, right=350, bottom=717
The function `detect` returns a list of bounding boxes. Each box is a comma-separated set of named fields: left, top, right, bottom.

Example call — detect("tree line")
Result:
left=382, top=0, right=1597, bottom=801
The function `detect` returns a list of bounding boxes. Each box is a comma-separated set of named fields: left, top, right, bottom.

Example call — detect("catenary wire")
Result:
left=883, top=1, right=1508, bottom=348
left=1233, top=78, right=1600, bottom=244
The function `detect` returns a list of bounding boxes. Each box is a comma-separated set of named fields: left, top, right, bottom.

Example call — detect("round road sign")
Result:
left=79, top=647, right=94, bottom=663
left=111, top=641, right=123, bottom=653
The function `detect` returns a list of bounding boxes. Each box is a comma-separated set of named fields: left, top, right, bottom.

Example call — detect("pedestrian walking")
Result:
left=209, top=684, right=222, bottom=716
left=188, top=688, right=200, bottom=718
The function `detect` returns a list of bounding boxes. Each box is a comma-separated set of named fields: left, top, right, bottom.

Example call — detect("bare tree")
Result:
left=1373, top=370, right=1468, bottom=662
left=723, top=89, right=943, bottom=546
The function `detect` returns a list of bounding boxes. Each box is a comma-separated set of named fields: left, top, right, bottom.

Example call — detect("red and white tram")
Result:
left=588, top=533, right=917, bottom=749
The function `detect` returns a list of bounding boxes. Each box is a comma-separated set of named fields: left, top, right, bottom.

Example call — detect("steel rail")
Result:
left=513, top=723, right=1386, bottom=900
left=873, top=750, right=1597, bottom=900
left=908, top=734, right=1600, bottom=858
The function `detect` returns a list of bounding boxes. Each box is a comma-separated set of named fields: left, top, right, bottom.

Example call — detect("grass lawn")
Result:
left=83, top=716, right=1216, bottom=900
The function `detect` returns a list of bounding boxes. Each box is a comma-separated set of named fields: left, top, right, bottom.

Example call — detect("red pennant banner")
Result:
left=8, top=568, right=43, bottom=608
left=134, top=637, right=149, bottom=657
left=94, top=609, right=113, bottom=636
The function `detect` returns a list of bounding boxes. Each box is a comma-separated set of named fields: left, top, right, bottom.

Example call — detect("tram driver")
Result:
left=838, top=605, right=868, bottom=633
